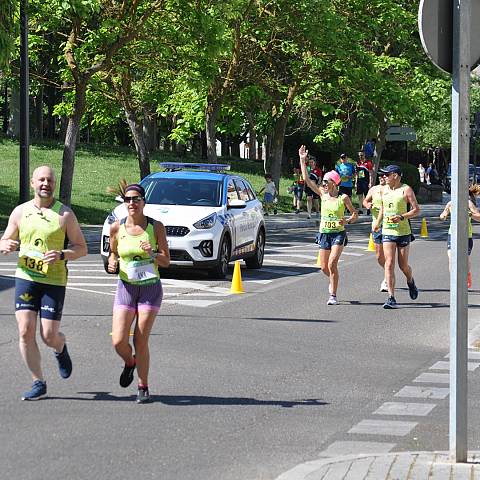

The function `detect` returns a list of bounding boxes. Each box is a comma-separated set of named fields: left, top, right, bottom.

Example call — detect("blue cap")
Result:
left=378, top=164, right=402, bottom=175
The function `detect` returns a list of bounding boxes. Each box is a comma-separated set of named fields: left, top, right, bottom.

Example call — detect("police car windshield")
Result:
left=142, top=178, right=222, bottom=207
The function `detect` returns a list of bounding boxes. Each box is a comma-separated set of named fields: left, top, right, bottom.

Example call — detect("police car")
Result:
left=100, top=163, right=266, bottom=278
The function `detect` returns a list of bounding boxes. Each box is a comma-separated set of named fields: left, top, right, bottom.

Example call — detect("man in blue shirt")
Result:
left=335, top=153, right=356, bottom=197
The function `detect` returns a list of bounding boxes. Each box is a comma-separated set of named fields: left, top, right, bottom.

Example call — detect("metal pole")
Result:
left=449, top=0, right=470, bottom=462
left=19, top=0, right=29, bottom=204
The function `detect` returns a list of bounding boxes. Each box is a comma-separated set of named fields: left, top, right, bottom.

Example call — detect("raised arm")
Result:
left=298, top=145, right=322, bottom=196
left=342, top=195, right=358, bottom=224
left=440, top=201, right=452, bottom=221
left=153, top=221, right=170, bottom=268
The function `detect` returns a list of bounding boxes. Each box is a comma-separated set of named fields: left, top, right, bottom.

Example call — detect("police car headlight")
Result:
left=193, top=213, right=217, bottom=229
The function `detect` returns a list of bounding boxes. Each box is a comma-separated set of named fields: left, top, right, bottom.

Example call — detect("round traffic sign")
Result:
left=418, top=0, right=480, bottom=74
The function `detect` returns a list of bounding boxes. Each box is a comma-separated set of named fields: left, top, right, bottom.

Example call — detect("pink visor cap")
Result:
left=323, top=170, right=341, bottom=186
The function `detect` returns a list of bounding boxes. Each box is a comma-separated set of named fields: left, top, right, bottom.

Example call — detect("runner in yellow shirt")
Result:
left=0, top=166, right=87, bottom=400
left=299, top=145, right=358, bottom=305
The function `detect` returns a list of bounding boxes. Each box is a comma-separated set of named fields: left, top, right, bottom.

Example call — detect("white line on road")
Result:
left=348, top=419, right=418, bottom=436
left=373, top=402, right=436, bottom=416
left=394, top=386, right=450, bottom=400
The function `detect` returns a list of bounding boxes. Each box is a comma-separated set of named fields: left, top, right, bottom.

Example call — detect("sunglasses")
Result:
left=321, top=180, right=330, bottom=185
left=124, top=195, right=144, bottom=204
left=380, top=173, right=394, bottom=177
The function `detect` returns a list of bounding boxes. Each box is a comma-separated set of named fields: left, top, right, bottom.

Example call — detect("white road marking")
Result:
left=265, top=253, right=317, bottom=260
left=394, top=386, right=449, bottom=399
left=373, top=402, right=436, bottom=416
left=67, top=286, right=115, bottom=296
left=429, top=360, right=480, bottom=371
left=413, top=372, right=450, bottom=384
left=163, top=299, right=222, bottom=307
left=348, top=419, right=417, bottom=436
left=261, top=267, right=305, bottom=276
left=340, top=251, right=364, bottom=257
left=320, top=441, right=395, bottom=457
left=264, top=258, right=312, bottom=267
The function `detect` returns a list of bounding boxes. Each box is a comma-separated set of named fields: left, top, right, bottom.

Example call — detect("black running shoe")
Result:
left=55, top=344, right=72, bottom=379
left=407, top=279, right=418, bottom=300
left=136, top=387, right=151, bottom=404
left=22, top=380, right=47, bottom=401
left=119, top=361, right=136, bottom=388
left=383, top=296, right=398, bottom=309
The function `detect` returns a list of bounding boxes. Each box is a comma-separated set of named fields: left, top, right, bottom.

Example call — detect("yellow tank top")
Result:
left=16, top=200, right=68, bottom=286
left=371, top=186, right=383, bottom=228
left=320, top=196, right=345, bottom=233
left=117, top=218, right=160, bottom=285
left=381, top=185, right=411, bottom=236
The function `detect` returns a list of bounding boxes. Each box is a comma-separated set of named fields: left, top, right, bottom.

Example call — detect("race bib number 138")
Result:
left=21, top=250, right=48, bottom=277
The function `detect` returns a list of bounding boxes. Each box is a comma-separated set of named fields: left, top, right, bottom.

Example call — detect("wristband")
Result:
left=59, top=251, right=65, bottom=260
left=399, top=214, right=404, bottom=221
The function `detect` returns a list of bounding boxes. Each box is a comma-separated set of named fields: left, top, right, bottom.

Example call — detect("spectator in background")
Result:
left=426, top=162, right=439, bottom=185
left=418, top=163, right=426, bottom=183
left=356, top=152, right=371, bottom=214
left=364, top=138, right=376, bottom=160
left=305, top=157, right=322, bottom=219
left=335, top=153, right=356, bottom=197
left=258, top=173, right=278, bottom=215
left=291, top=167, right=304, bottom=214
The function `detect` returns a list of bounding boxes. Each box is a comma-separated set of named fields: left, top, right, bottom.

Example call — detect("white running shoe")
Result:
left=327, top=295, right=337, bottom=305
left=380, top=280, right=388, bottom=292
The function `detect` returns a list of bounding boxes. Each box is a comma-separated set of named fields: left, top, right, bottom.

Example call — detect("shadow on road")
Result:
left=49, top=392, right=329, bottom=407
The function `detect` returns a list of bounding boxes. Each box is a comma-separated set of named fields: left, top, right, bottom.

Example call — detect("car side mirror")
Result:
left=228, top=199, right=246, bottom=209
left=115, top=195, right=124, bottom=203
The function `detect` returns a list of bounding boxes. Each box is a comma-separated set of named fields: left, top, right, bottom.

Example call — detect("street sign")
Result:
left=418, top=0, right=480, bottom=74
left=386, top=126, right=417, bottom=142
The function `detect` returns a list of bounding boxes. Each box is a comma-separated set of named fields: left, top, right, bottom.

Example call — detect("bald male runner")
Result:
left=0, top=166, right=87, bottom=400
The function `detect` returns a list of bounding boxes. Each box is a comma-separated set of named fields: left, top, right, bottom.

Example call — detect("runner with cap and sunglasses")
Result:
left=108, top=183, right=170, bottom=403
left=299, top=145, right=358, bottom=305
left=373, top=165, right=420, bottom=309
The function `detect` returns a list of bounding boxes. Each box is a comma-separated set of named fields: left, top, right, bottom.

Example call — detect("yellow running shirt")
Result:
left=16, top=200, right=68, bottom=286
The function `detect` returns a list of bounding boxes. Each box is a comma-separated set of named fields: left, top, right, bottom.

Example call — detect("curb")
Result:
left=275, top=451, right=480, bottom=480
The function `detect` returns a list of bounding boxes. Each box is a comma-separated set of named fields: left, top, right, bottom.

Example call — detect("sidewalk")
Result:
left=77, top=200, right=447, bottom=243
left=276, top=451, right=480, bottom=479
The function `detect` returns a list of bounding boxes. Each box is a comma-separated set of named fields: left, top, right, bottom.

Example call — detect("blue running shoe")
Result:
left=55, top=344, right=72, bottom=379
left=407, top=279, right=418, bottom=300
left=383, top=296, right=398, bottom=309
left=22, top=380, right=47, bottom=401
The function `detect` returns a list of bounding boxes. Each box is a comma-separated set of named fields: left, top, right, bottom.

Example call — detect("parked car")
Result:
left=444, top=163, right=477, bottom=193
left=100, top=163, right=266, bottom=278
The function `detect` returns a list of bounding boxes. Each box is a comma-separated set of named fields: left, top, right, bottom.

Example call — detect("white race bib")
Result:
left=126, top=259, right=158, bottom=283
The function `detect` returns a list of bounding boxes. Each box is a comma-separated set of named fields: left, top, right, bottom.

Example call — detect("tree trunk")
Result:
left=59, top=82, right=87, bottom=206
left=125, top=108, right=150, bottom=179
left=143, top=110, right=157, bottom=152
left=205, top=101, right=220, bottom=162
left=231, top=135, right=241, bottom=158
left=2, top=81, right=8, bottom=134
left=372, top=112, right=388, bottom=185
left=200, top=130, right=208, bottom=159
left=34, top=86, right=43, bottom=140
left=220, top=132, right=228, bottom=157
left=270, top=114, right=289, bottom=189
left=245, top=112, right=257, bottom=160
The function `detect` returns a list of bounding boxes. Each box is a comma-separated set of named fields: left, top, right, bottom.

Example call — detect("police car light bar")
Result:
left=159, top=162, right=231, bottom=172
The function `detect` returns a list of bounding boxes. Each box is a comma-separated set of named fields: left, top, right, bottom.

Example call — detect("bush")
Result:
left=378, top=159, right=420, bottom=194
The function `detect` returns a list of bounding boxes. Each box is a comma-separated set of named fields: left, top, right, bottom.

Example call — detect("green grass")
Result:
left=0, top=138, right=297, bottom=228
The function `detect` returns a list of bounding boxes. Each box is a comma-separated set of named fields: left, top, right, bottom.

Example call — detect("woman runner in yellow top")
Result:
left=299, top=145, right=358, bottom=305
left=108, top=183, right=170, bottom=403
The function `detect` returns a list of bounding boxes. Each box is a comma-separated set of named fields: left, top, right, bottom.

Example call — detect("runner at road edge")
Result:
left=0, top=166, right=87, bottom=400
left=299, top=145, right=358, bottom=305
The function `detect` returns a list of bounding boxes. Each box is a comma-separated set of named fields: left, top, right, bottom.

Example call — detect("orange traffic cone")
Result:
left=420, top=218, right=429, bottom=238
left=367, top=233, right=376, bottom=252
left=230, top=260, right=244, bottom=294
